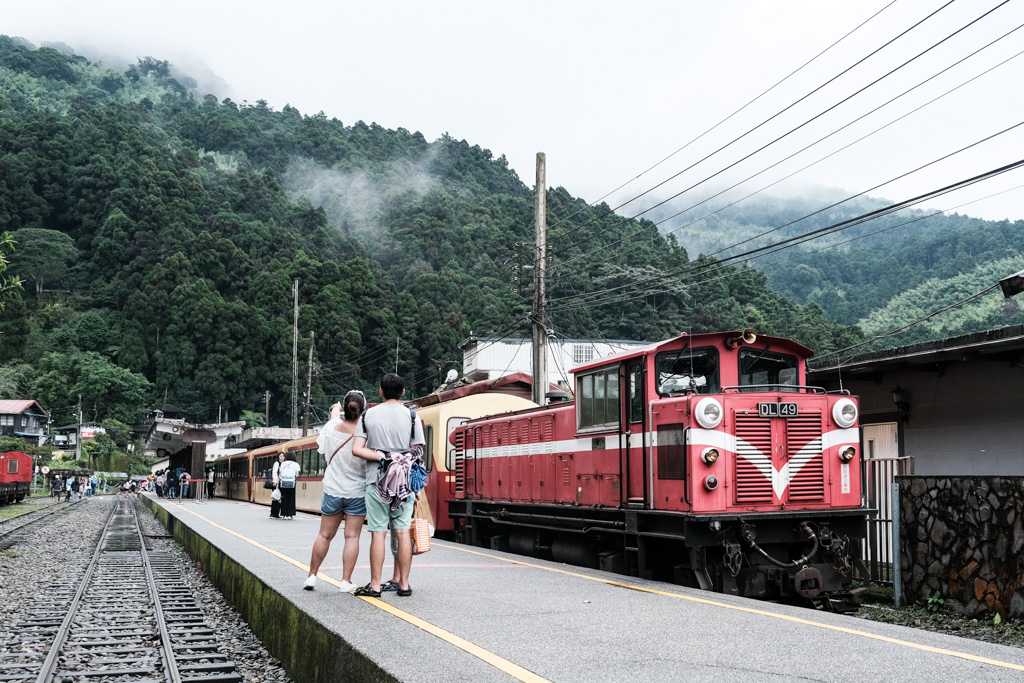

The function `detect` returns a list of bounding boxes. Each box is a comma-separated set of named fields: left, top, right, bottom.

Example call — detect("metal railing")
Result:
left=862, top=456, right=913, bottom=583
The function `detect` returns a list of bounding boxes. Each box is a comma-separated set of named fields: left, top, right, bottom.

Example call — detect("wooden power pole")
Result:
left=531, top=152, right=548, bottom=406
left=291, top=279, right=299, bottom=430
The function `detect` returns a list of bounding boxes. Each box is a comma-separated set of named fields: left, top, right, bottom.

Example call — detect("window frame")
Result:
left=737, top=348, right=799, bottom=389
left=654, top=346, right=720, bottom=396
left=575, top=365, right=621, bottom=433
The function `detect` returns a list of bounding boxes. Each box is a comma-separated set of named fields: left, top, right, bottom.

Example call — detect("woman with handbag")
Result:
left=278, top=452, right=301, bottom=519
left=303, top=390, right=367, bottom=592
left=269, top=453, right=285, bottom=519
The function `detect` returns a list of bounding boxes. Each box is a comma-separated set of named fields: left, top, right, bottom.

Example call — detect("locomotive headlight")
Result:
left=704, top=475, right=719, bottom=491
left=839, top=446, right=856, bottom=462
left=832, top=398, right=858, bottom=428
left=695, top=397, right=724, bottom=429
left=701, top=448, right=720, bottom=465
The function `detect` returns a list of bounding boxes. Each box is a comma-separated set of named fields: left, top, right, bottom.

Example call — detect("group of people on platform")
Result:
left=295, top=372, right=426, bottom=598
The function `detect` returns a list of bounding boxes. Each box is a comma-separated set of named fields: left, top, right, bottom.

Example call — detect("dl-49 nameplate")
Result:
left=758, top=402, right=798, bottom=417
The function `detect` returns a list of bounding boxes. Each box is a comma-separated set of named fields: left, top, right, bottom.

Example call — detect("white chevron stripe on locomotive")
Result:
left=690, top=427, right=858, bottom=499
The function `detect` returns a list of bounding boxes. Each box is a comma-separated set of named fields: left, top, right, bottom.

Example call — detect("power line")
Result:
left=543, top=0, right=902, bottom=240
left=546, top=155, right=1024, bottom=314
left=551, top=25, right=1024, bottom=274
left=547, top=0, right=963, bottom=252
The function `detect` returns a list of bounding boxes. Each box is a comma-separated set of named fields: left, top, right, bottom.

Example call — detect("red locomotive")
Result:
left=0, top=451, right=33, bottom=505
left=448, top=330, right=867, bottom=601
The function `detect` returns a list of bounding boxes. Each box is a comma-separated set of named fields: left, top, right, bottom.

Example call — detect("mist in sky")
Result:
left=7, top=0, right=1024, bottom=225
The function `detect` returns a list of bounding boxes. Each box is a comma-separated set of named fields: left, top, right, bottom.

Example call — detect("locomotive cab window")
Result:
left=577, top=367, right=620, bottom=431
left=738, top=349, right=798, bottom=390
left=656, top=347, right=719, bottom=396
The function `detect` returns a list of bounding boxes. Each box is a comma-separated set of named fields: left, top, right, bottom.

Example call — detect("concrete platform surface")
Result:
left=145, top=495, right=1024, bottom=682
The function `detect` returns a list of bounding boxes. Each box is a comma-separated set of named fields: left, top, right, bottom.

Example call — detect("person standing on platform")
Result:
left=180, top=470, right=190, bottom=500
left=278, top=453, right=300, bottom=519
left=167, top=468, right=178, bottom=500
left=304, top=390, right=367, bottom=592
left=269, top=453, right=285, bottom=519
left=156, top=470, right=165, bottom=497
left=206, top=468, right=214, bottom=500
left=352, top=373, right=424, bottom=598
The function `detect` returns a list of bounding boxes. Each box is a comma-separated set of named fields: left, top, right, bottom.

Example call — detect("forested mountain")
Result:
left=645, top=191, right=1024, bottom=344
left=0, top=37, right=861, bottom=434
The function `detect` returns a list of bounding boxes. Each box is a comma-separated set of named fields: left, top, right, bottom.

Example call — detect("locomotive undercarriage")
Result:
left=447, top=500, right=869, bottom=605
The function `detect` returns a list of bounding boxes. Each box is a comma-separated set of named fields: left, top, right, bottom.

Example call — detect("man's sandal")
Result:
left=353, top=584, right=381, bottom=598
left=382, top=580, right=399, bottom=592
left=397, top=586, right=413, bottom=597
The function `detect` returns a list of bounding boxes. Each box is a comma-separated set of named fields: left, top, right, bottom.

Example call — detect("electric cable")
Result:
left=548, top=0, right=964, bottom=250
left=544, top=0, right=903, bottom=238
left=546, top=155, right=1024, bottom=314
left=552, top=27, right=1024, bottom=273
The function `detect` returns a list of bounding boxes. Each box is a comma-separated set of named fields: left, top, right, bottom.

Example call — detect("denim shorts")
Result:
left=321, top=493, right=366, bottom=517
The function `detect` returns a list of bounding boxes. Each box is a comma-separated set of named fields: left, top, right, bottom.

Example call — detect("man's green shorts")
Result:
left=364, top=484, right=414, bottom=532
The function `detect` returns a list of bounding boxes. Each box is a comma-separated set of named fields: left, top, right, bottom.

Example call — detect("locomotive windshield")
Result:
left=655, top=347, right=719, bottom=396
left=738, top=348, right=798, bottom=390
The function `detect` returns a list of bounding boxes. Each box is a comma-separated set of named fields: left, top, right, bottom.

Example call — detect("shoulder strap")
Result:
left=410, top=408, right=416, bottom=445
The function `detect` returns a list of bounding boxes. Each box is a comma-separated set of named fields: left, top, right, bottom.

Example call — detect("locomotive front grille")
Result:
left=734, top=415, right=773, bottom=503
left=786, top=413, right=824, bottom=501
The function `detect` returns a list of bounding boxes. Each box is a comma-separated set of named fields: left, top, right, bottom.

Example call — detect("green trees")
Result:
left=0, top=231, right=23, bottom=313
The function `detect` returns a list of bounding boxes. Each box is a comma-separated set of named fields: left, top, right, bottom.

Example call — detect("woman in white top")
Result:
left=269, top=453, right=285, bottom=518
left=303, top=390, right=367, bottom=592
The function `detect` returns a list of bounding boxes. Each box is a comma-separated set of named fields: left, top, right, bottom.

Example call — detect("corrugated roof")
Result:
left=0, top=399, right=47, bottom=416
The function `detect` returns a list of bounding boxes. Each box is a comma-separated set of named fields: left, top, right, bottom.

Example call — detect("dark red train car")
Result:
left=0, top=451, right=33, bottom=504
left=449, top=331, right=869, bottom=602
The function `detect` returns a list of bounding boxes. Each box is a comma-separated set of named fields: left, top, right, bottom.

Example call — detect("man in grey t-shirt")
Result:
left=352, top=373, right=424, bottom=597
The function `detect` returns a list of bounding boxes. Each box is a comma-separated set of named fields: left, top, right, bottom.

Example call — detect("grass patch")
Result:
left=1, top=550, right=22, bottom=558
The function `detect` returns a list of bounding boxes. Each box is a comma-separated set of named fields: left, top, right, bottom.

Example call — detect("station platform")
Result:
left=142, top=494, right=1024, bottom=683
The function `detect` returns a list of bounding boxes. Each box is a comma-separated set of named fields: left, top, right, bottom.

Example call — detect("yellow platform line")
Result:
left=164, top=501, right=549, bottom=683
left=433, top=541, right=1024, bottom=673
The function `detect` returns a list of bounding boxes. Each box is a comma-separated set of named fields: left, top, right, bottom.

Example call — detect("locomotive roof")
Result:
left=570, top=331, right=815, bottom=374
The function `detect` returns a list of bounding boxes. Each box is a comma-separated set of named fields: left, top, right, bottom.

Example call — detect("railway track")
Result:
left=0, top=500, right=80, bottom=550
left=0, top=496, right=242, bottom=683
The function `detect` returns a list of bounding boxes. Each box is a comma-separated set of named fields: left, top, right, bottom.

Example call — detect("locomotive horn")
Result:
left=726, top=329, right=757, bottom=349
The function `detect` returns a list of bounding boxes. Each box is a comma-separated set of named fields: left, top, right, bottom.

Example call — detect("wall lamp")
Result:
left=891, top=385, right=910, bottom=423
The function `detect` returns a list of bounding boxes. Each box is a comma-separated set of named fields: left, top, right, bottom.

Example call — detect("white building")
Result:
left=459, top=336, right=649, bottom=387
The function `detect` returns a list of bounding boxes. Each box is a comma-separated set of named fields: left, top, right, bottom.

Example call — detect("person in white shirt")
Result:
left=304, top=390, right=367, bottom=592
left=278, top=452, right=301, bottom=519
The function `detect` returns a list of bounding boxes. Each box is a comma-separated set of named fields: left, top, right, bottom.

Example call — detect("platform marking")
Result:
left=434, top=542, right=1024, bottom=673
left=162, top=501, right=550, bottom=683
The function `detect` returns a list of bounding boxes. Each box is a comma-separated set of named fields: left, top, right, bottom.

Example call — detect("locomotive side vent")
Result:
left=453, top=430, right=465, bottom=493
left=786, top=413, right=824, bottom=501
left=656, top=424, right=686, bottom=480
left=734, top=414, right=773, bottom=503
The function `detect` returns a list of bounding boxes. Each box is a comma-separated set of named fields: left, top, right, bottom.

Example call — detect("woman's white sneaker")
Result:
left=303, top=575, right=317, bottom=590
left=339, top=580, right=356, bottom=592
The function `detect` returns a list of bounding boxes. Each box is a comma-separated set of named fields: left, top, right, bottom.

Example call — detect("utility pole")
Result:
left=303, top=331, right=314, bottom=436
left=531, top=152, right=548, bottom=406
left=395, top=336, right=399, bottom=374
left=264, top=390, right=270, bottom=428
left=291, top=279, right=299, bottom=430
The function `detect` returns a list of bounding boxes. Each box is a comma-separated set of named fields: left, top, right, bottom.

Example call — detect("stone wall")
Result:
left=897, top=476, right=1024, bottom=619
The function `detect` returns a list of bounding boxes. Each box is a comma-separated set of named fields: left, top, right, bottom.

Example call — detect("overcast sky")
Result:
left=7, top=0, right=1024, bottom=225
